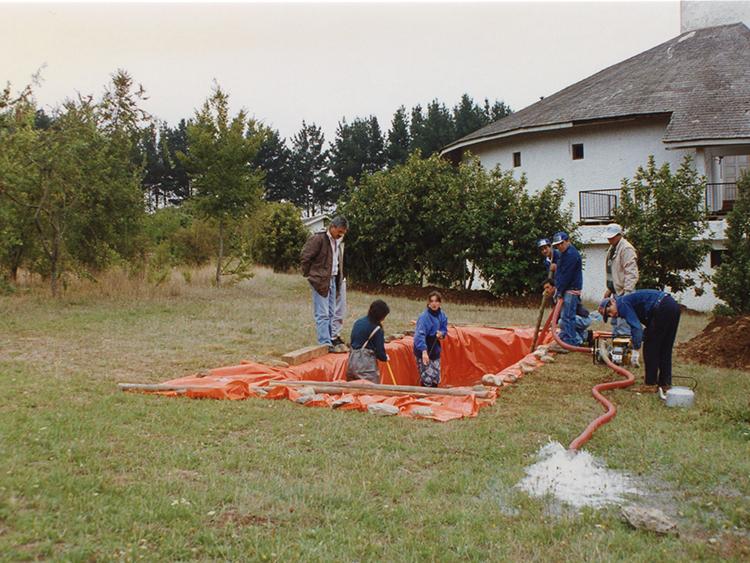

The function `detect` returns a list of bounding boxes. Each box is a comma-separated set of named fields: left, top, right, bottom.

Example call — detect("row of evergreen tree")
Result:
left=137, top=95, right=511, bottom=216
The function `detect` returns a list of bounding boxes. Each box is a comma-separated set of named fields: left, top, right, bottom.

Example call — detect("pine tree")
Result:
left=290, top=121, right=330, bottom=216
left=421, top=99, right=455, bottom=156
left=386, top=106, right=410, bottom=167
left=252, top=126, right=293, bottom=203
left=453, top=94, right=486, bottom=139
left=329, top=116, right=385, bottom=199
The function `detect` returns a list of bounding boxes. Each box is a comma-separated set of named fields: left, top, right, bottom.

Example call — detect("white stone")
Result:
left=540, top=354, right=555, bottom=363
left=367, top=403, right=399, bottom=416
left=621, top=505, right=678, bottom=535
left=331, top=396, right=354, bottom=409
left=481, top=374, right=504, bottom=387
left=411, top=406, right=434, bottom=418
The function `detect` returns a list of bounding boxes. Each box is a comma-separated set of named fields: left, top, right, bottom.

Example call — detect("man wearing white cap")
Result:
left=603, top=223, right=638, bottom=337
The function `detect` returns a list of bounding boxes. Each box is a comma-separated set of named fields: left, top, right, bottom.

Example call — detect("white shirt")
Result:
left=327, top=231, right=340, bottom=276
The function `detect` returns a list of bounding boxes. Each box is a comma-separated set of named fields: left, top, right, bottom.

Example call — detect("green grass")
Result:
left=1, top=268, right=748, bottom=561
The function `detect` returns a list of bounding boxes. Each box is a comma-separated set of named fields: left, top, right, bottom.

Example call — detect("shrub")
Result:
left=714, top=171, right=750, bottom=314
left=255, top=202, right=309, bottom=272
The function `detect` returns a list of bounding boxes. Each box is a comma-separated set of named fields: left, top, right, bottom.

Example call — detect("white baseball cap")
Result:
left=603, top=223, right=622, bottom=239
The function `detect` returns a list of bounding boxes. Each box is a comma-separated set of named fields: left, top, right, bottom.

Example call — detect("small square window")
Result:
left=710, top=249, right=725, bottom=268
left=513, top=152, right=521, bottom=167
left=572, top=143, right=584, bottom=160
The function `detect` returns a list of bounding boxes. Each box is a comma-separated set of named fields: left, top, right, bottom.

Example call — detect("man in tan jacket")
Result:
left=603, top=223, right=638, bottom=336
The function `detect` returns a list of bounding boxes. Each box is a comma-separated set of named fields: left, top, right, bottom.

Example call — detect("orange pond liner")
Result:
left=148, top=326, right=552, bottom=422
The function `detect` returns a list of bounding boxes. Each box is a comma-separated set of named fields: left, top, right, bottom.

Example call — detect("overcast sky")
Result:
left=1, top=1, right=681, bottom=141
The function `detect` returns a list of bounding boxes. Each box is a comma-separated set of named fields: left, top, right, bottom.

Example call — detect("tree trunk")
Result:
left=466, top=263, right=476, bottom=290
left=50, top=229, right=61, bottom=298
left=215, top=219, right=224, bottom=287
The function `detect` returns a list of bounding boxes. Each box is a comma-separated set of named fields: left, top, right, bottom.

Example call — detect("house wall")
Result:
left=681, top=0, right=750, bottom=33
left=466, top=117, right=728, bottom=311
left=469, top=117, right=696, bottom=213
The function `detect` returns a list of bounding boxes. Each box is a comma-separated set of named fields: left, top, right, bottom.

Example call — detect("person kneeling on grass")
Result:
left=346, top=300, right=390, bottom=384
left=598, top=289, right=681, bottom=393
left=413, top=291, right=448, bottom=387
left=543, top=280, right=593, bottom=351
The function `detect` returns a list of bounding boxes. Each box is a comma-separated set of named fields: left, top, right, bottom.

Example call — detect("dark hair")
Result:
left=542, top=279, right=555, bottom=289
left=427, top=290, right=442, bottom=303
left=367, top=299, right=390, bottom=324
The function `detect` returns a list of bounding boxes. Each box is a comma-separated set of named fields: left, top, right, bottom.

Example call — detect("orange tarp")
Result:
left=147, top=325, right=551, bottom=422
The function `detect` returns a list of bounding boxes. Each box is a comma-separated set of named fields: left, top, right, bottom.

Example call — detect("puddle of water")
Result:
left=516, top=441, right=641, bottom=509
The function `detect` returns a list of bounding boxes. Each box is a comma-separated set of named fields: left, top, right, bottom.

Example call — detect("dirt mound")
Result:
left=678, top=315, right=750, bottom=371
left=350, top=282, right=538, bottom=308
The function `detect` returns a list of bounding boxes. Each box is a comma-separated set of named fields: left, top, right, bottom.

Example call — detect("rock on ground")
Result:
left=621, top=505, right=678, bottom=535
left=368, top=403, right=400, bottom=416
left=411, top=406, right=434, bottom=418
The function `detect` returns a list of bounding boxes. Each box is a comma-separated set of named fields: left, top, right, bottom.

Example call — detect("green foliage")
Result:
left=328, top=116, right=385, bottom=199
left=340, top=154, right=572, bottom=294
left=253, top=126, right=293, bottom=202
left=179, top=85, right=264, bottom=285
left=386, top=106, right=410, bottom=168
left=290, top=121, right=330, bottom=215
left=614, top=156, right=710, bottom=293
left=0, top=71, right=147, bottom=296
left=458, top=160, right=575, bottom=295
left=714, top=172, right=750, bottom=314
left=255, top=202, right=309, bottom=272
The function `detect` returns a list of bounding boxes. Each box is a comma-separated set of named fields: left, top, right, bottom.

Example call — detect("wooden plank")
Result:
left=280, top=344, right=331, bottom=366
left=118, top=383, right=189, bottom=393
left=268, top=379, right=491, bottom=399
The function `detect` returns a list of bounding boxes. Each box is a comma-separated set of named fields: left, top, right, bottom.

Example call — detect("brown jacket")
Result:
left=300, top=231, right=345, bottom=297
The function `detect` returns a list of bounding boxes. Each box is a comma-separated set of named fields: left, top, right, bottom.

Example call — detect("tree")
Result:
left=421, top=100, right=456, bottom=156
left=290, top=121, right=330, bottom=216
left=453, top=94, right=487, bottom=140
left=252, top=126, right=293, bottom=203
left=328, top=116, right=385, bottom=198
left=386, top=106, right=410, bottom=168
left=179, top=85, right=264, bottom=286
left=255, top=202, right=309, bottom=272
left=714, top=172, right=750, bottom=314
left=484, top=98, right=512, bottom=122
left=614, top=155, right=710, bottom=293
left=409, top=104, right=428, bottom=156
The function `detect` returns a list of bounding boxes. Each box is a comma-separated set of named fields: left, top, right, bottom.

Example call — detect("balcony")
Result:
left=578, top=182, right=738, bottom=223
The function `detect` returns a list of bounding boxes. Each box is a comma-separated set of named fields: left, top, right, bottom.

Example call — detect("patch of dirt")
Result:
left=350, top=282, right=537, bottom=307
left=213, top=509, right=278, bottom=528
left=678, top=315, right=750, bottom=370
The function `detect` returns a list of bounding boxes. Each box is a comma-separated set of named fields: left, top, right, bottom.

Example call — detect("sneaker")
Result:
left=548, top=343, right=570, bottom=354
left=328, top=343, right=348, bottom=354
left=331, top=336, right=345, bottom=347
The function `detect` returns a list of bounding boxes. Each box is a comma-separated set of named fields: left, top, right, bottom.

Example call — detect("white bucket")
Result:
left=663, top=386, right=694, bottom=408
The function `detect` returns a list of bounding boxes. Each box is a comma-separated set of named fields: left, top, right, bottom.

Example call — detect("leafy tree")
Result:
left=714, top=172, right=750, bottom=314
left=328, top=116, right=385, bottom=198
left=162, top=119, right=191, bottom=202
left=0, top=73, right=147, bottom=296
left=252, top=126, right=293, bottom=202
left=386, top=105, right=410, bottom=168
left=255, top=202, right=309, bottom=272
left=614, top=155, right=710, bottom=293
left=290, top=121, right=330, bottom=216
left=179, top=85, right=264, bottom=286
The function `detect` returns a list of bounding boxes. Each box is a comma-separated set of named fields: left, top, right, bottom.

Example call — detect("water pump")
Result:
left=592, top=331, right=633, bottom=366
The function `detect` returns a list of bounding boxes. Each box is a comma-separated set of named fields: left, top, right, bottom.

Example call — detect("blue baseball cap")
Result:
left=551, top=231, right=569, bottom=246
left=598, top=298, right=613, bottom=321
left=537, top=238, right=551, bottom=248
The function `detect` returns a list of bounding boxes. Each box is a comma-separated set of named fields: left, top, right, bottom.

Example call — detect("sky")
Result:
left=0, top=1, right=681, bottom=141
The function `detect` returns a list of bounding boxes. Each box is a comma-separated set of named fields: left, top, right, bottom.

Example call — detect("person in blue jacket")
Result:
left=413, top=291, right=449, bottom=387
left=347, top=299, right=390, bottom=383
left=599, top=289, right=681, bottom=392
left=550, top=231, right=583, bottom=348
left=538, top=237, right=560, bottom=279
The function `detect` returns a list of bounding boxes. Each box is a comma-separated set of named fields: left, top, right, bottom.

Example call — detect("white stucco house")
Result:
left=301, top=213, right=330, bottom=234
left=442, top=4, right=750, bottom=311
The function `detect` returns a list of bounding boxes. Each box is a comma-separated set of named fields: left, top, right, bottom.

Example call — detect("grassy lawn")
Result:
left=1, top=268, right=748, bottom=561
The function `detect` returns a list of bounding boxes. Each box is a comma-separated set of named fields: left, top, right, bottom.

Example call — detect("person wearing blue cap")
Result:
left=537, top=238, right=560, bottom=278
left=598, top=290, right=681, bottom=392
left=549, top=231, right=583, bottom=349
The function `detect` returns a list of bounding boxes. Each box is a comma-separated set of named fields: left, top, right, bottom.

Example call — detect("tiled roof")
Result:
left=444, top=23, right=750, bottom=152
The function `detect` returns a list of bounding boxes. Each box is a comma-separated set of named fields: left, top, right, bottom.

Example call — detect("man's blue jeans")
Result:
left=312, top=277, right=337, bottom=345
left=560, top=292, right=583, bottom=345
left=331, top=278, right=347, bottom=339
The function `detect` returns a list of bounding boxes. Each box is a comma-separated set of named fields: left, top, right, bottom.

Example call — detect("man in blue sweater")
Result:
left=599, top=289, right=681, bottom=392
left=550, top=231, right=583, bottom=348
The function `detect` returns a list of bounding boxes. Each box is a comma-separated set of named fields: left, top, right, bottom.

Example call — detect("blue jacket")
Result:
left=413, top=308, right=449, bottom=360
left=614, top=289, right=667, bottom=349
left=555, top=244, right=582, bottom=295
left=350, top=316, right=387, bottom=361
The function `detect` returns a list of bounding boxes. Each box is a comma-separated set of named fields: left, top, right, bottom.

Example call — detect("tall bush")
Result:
left=255, top=202, right=309, bottom=272
left=714, top=172, right=750, bottom=314
left=615, top=156, right=709, bottom=293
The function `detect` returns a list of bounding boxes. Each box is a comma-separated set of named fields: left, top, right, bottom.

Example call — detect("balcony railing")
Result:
left=579, top=182, right=738, bottom=223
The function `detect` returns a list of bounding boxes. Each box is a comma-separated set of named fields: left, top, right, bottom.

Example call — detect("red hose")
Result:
left=545, top=298, right=636, bottom=451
